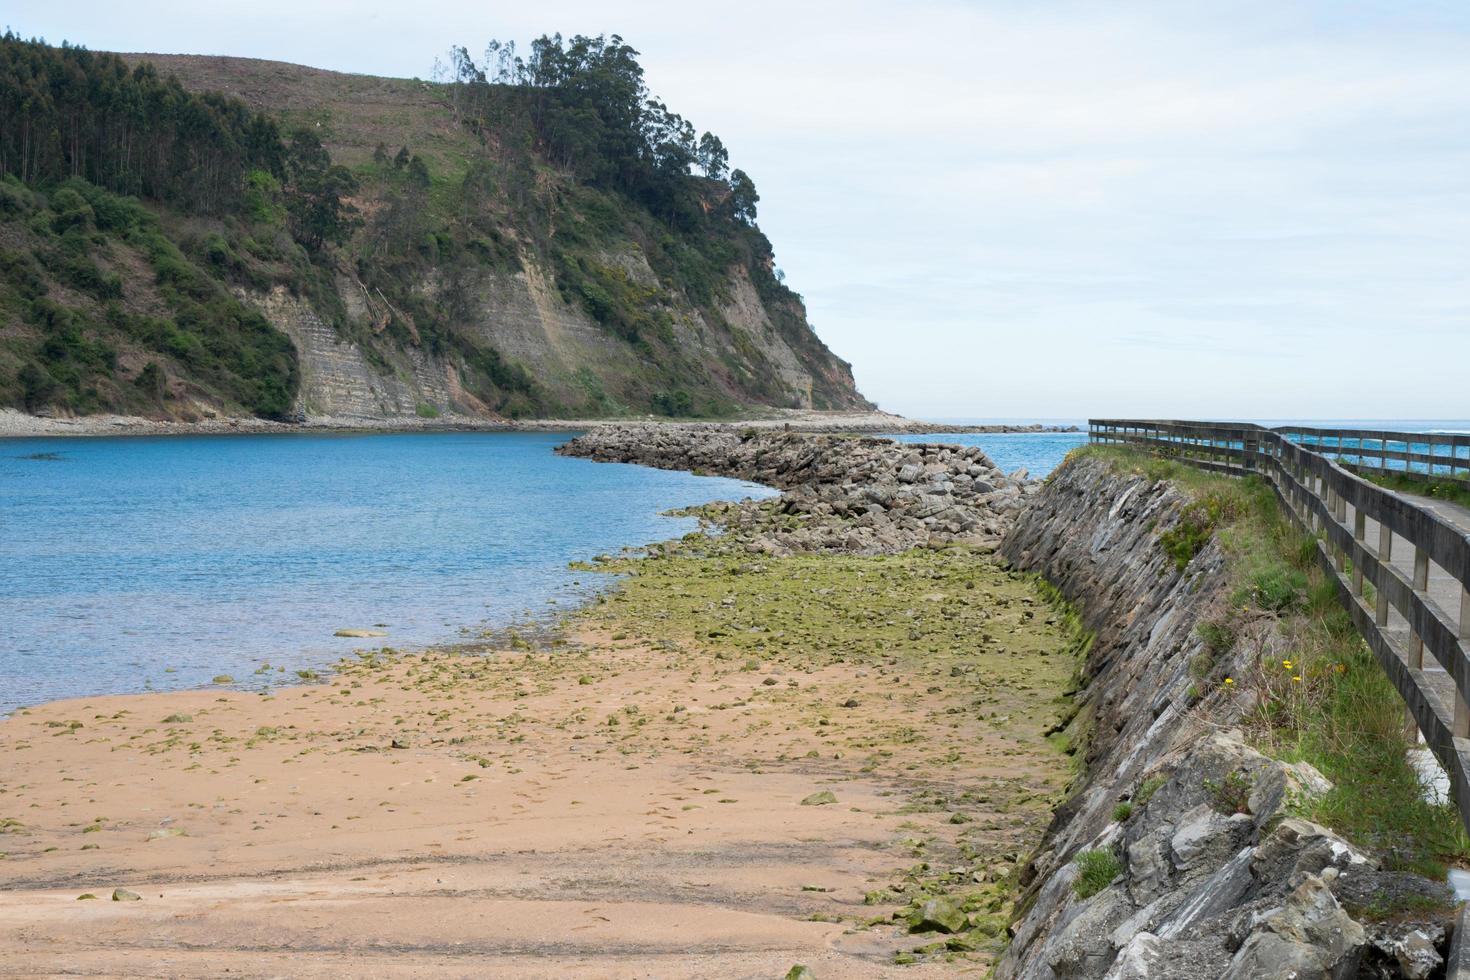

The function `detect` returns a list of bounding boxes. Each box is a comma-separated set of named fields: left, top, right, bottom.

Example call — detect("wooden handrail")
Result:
left=1089, top=419, right=1470, bottom=833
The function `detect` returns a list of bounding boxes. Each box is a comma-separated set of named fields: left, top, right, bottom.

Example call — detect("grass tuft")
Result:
left=1072, top=849, right=1121, bottom=899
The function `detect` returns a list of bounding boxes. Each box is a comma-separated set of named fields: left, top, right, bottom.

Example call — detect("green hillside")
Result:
left=0, top=33, right=870, bottom=420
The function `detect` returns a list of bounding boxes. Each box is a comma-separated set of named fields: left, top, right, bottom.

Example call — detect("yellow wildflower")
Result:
left=1282, top=660, right=1293, bottom=669
left=1224, top=677, right=1234, bottom=686
left=1292, top=675, right=1302, bottom=683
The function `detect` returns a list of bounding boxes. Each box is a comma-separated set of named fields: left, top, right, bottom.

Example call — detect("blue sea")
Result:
left=6, top=420, right=1464, bottom=714
left=894, top=420, right=1470, bottom=481
left=888, top=430, right=1089, bottom=478
left=0, top=432, right=775, bottom=713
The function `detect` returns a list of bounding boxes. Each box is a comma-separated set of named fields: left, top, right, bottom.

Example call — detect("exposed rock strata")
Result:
left=996, top=455, right=1452, bottom=979
left=558, top=424, right=1040, bottom=554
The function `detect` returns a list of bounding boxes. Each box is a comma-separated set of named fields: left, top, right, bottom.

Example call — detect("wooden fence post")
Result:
left=1353, top=511, right=1366, bottom=595
left=1410, top=546, right=1429, bottom=668
left=1376, top=523, right=1393, bottom=627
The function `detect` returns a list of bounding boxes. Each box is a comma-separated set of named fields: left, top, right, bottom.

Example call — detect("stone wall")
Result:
left=995, top=454, right=1451, bottom=979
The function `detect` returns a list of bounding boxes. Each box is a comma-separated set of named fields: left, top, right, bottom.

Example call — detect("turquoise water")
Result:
left=0, top=432, right=775, bottom=713
left=889, top=431, right=1089, bottom=477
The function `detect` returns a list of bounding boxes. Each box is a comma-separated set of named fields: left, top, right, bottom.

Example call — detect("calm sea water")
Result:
left=889, top=431, right=1089, bottom=477
left=8, top=419, right=1463, bottom=714
left=0, top=432, right=775, bottom=713
left=895, top=420, right=1470, bottom=480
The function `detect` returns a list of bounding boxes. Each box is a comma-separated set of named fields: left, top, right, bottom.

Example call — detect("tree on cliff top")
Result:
left=438, top=34, right=757, bottom=233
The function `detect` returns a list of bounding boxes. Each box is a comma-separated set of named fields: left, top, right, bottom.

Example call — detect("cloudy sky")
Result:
left=11, top=1, right=1470, bottom=421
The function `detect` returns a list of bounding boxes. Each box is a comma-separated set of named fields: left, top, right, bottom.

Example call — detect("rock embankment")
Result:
left=559, top=424, right=1038, bottom=554
left=996, top=454, right=1451, bottom=979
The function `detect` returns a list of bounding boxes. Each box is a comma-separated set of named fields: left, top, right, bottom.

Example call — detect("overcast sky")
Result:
left=10, top=1, right=1470, bottom=421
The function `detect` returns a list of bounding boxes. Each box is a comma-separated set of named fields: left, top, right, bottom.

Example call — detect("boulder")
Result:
left=1223, top=873, right=1364, bottom=980
left=909, top=896, right=967, bottom=934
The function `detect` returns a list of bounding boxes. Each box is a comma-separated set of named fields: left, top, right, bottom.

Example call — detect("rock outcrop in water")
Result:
left=997, top=454, right=1452, bottom=979
left=559, top=424, right=1037, bottom=554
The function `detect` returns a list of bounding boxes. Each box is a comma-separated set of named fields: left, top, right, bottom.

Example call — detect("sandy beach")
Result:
left=0, top=548, right=1078, bottom=978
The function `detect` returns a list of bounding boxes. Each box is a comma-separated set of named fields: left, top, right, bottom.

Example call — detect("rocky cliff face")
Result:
left=253, top=257, right=864, bottom=422
left=996, top=455, right=1452, bottom=979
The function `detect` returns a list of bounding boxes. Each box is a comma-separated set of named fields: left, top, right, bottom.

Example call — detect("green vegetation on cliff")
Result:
left=0, top=177, right=297, bottom=416
left=0, top=32, right=868, bottom=420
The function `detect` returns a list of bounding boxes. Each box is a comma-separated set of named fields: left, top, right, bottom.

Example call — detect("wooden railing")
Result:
left=1275, top=425, right=1470, bottom=486
left=1090, top=419, right=1470, bottom=832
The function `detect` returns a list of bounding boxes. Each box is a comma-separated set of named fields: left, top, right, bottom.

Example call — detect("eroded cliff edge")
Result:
left=996, top=454, right=1453, bottom=979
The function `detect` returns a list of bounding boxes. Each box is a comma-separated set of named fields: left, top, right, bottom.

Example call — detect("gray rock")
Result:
left=1103, top=933, right=1166, bottom=979
left=1248, top=760, right=1333, bottom=825
left=1041, top=884, right=1135, bottom=978
left=1250, top=818, right=1372, bottom=890
left=1126, top=827, right=1174, bottom=906
left=1169, top=804, right=1244, bottom=871
left=1390, top=928, right=1442, bottom=979
left=1155, top=846, right=1255, bottom=939
left=1223, top=874, right=1364, bottom=979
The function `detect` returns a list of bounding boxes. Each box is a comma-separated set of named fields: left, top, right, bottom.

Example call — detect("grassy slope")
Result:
left=121, top=55, right=481, bottom=178
left=1077, top=444, right=1468, bottom=877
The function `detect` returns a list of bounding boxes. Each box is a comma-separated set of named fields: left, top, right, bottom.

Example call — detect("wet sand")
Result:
left=0, top=553, right=1077, bottom=977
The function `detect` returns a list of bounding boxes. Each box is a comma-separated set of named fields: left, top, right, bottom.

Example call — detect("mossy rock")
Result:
left=908, top=896, right=966, bottom=934
left=800, top=791, right=837, bottom=806
left=111, top=888, right=141, bottom=901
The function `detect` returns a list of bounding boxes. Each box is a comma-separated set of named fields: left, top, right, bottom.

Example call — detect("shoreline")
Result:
left=0, top=407, right=1080, bottom=440
left=0, top=424, right=1078, bottom=975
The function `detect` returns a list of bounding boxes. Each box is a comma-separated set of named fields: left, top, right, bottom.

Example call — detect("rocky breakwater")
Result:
left=995, top=454, right=1453, bottom=979
left=558, top=424, right=1037, bottom=554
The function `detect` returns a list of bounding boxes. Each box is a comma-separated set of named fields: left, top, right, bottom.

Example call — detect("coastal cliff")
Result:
left=995, top=453, right=1454, bottom=979
left=0, top=36, right=870, bottom=422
